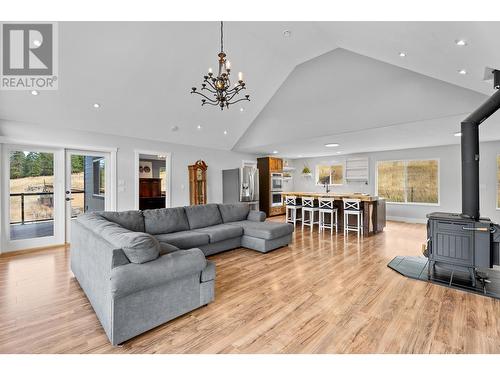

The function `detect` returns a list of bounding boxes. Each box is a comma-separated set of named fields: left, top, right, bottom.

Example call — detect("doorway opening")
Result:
left=135, top=151, right=171, bottom=210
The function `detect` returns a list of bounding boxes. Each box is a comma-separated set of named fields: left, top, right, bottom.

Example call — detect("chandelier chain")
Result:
left=220, top=21, right=224, bottom=53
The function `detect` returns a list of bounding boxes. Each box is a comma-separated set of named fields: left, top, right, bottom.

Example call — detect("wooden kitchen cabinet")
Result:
left=257, top=156, right=284, bottom=217
left=269, top=157, right=283, bottom=172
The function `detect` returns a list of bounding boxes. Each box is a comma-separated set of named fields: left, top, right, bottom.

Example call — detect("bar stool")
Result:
left=318, top=197, right=338, bottom=235
left=302, top=196, right=319, bottom=232
left=343, top=198, right=363, bottom=237
left=285, top=195, right=302, bottom=226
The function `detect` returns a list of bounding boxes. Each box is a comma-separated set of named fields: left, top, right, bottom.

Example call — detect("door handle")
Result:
left=462, top=227, right=488, bottom=232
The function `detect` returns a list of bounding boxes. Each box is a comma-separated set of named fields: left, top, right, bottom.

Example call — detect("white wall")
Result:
left=0, top=121, right=257, bottom=210
left=290, top=141, right=500, bottom=223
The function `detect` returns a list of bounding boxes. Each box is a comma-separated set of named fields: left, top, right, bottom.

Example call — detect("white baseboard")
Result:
left=387, top=216, right=427, bottom=224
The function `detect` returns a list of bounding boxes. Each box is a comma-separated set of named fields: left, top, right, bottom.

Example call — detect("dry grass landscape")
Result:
left=9, top=173, right=84, bottom=223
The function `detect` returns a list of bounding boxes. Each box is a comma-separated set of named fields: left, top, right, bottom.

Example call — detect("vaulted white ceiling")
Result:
left=1, top=21, right=500, bottom=156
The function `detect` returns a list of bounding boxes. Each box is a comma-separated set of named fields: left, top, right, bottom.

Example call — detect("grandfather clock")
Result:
left=188, top=160, right=208, bottom=205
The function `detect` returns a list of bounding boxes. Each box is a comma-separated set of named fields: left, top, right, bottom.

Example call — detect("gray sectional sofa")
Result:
left=70, top=203, right=293, bottom=345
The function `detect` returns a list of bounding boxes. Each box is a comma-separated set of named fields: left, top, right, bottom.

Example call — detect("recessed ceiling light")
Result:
left=399, top=52, right=407, bottom=57
left=324, top=143, right=340, bottom=148
left=454, top=131, right=462, bottom=137
left=455, top=39, right=467, bottom=46
left=272, top=150, right=278, bottom=154
left=31, top=90, right=39, bottom=96
left=283, top=30, right=291, bottom=38
left=197, top=125, right=202, bottom=130
left=171, top=126, right=179, bottom=132
left=458, top=69, right=467, bottom=75
left=297, top=154, right=303, bottom=158
left=93, top=103, right=101, bottom=108
left=223, top=130, right=228, bottom=135
left=336, top=151, right=342, bottom=154
left=239, top=107, right=244, bottom=112
left=33, top=39, right=41, bottom=47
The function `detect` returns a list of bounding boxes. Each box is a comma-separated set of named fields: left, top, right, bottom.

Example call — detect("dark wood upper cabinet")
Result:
left=268, top=157, right=283, bottom=172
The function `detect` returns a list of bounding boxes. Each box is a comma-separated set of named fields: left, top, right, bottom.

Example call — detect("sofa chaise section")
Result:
left=71, top=212, right=215, bottom=346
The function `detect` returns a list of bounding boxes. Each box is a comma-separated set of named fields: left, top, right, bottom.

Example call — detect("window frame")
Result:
left=92, top=157, right=106, bottom=198
left=315, top=162, right=345, bottom=186
left=375, top=158, right=440, bottom=206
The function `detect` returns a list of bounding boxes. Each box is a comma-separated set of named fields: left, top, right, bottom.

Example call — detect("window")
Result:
left=93, top=158, right=105, bottom=196
left=497, top=155, right=500, bottom=209
left=316, top=163, right=344, bottom=185
left=377, top=159, right=439, bottom=204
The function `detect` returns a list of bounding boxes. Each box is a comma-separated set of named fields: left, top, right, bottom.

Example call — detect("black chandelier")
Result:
left=191, top=21, right=250, bottom=110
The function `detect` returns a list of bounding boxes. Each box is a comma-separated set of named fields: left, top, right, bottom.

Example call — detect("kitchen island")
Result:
left=280, top=192, right=386, bottom=234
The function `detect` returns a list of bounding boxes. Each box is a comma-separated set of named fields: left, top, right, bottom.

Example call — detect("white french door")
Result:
left=1, top=145, right=116, bottom=253
left=1, top=144, right=65, bottom=251
left=64, top=149, right=113, bottom=242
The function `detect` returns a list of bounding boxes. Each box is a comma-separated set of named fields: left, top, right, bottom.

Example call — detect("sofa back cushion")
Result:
left=78, top=213, right=159, bottom=264
left=218, top=203, right=250, bottom=223
left=143, top=207, right=190, bottom=235
left=99, top=210, right=145, bottom=232
left=184, top=204, right=222, bottom=229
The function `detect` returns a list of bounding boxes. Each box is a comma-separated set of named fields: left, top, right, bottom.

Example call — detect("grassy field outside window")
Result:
left=316, top=164, right=344, bottom=185
left=377, top=159, right=439, bottom=204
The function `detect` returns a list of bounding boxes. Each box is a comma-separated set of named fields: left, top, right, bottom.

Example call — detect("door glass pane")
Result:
left=70, top=154, right=105, bottom=218
left=377, top=161, right=405, bottom=202
left=9, top=151, right=55, bottom=240
left=406, top=160, right=438, bottom=203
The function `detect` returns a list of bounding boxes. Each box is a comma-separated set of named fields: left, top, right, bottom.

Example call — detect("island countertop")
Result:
left=279, top=192, right=380, bottom=202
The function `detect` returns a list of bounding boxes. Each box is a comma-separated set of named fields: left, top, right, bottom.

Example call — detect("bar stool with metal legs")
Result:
left=343, top=198, right=363, bottom=237
left=302, top=196, right=319, bottom=232
left=285, top=195, right=302, bottom=226
left=318, top=197, right=338, bottom=235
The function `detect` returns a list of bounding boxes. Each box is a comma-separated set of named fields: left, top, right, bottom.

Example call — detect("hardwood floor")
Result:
left=1, top=218, right=499, bottom=354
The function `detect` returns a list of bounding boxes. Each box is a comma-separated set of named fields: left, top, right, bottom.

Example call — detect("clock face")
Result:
left=196, top=168, right=203, bottom=181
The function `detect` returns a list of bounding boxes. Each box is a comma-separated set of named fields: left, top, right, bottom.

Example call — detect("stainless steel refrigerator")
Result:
left=222, top=167, right=259, bottom=210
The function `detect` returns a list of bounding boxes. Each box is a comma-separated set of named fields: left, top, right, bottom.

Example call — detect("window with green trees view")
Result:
left=377, top=159, right=439, bottom=204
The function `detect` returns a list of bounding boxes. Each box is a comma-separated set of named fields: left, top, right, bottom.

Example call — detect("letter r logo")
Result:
left=2, top=23, right=53, bottom=75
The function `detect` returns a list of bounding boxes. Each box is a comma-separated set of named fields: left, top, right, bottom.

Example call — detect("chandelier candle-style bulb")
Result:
left=190, top=21, right=250, bottom=110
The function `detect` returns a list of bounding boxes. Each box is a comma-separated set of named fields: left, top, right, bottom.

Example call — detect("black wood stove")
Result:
left=426, top=69, right=500, bottom=287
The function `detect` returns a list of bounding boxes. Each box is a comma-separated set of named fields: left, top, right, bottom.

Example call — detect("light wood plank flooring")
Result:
left=1, top=218, right=499, bottom=354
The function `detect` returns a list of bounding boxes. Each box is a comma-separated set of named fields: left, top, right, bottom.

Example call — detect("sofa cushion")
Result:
left=99, top=210, right=145, bottom=232
left=217, top=203, right=250, bottom=223
left=154, top=230, right=210, bottom=249
left=77, top=213, right=159, bottom=264
left=184, top=204, right=222, bottom=229
left=143, top=207, right=190, bottom=235
left=111, top=248, right=207, bottom=298
left=159, top=242, right=180, bottom=255
left=227, top=220, right=294, bottom=240
left=247, top=210, right=266, bottom=222
left=194, top=224, right=243, bottom=243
